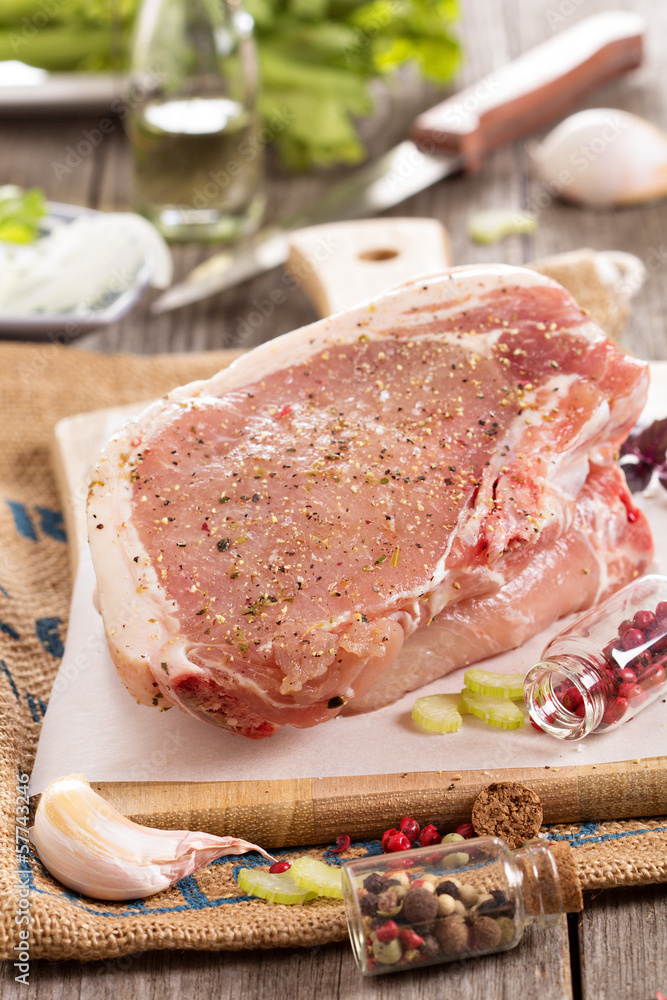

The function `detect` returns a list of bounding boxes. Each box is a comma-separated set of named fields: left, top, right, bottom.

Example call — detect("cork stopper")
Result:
left=471, top=781, right=543, bottom=849
left=515, top=840, right=583, bottom=920
left=547, top=842, right=583, bottom=914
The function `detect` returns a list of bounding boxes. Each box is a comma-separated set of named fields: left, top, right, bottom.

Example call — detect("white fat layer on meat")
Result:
left=407, top=328, right=506, bottom=354
left=90, top=449, right=183, bottom=707
left=174, top=265, right=570, bottom=394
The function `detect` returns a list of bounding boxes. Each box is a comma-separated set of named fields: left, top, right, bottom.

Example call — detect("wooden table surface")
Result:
left=1, top=0, right=667, bottom=996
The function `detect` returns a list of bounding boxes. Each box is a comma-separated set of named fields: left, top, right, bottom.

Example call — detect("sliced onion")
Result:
left=0, top=212, right=173, bottom=316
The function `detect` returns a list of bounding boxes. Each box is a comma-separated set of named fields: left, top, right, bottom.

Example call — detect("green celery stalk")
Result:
left=0, top=26, right=127, bottom=71
left=0, top=0, right=461, bottom=169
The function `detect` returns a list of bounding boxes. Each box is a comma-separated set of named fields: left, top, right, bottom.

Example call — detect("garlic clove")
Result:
left=531, top=108, right=667, bottom=208
left=31, top=774, right=276, bottom=900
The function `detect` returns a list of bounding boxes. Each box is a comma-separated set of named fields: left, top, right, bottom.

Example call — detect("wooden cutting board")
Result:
left=51, top=404, right=667, bottom=848
left=49, top=228, right=667, bottom=847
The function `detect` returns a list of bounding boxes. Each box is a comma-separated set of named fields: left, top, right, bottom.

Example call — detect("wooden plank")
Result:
left=577, top=884, right=667, bottom=1000
left=91, top=776, right=319, bottom=850
left=0, top=922, right=574, bottom=1000
left=0, top=0, right=665, bottom=996
left=514, top=0, right=667, bottom=362
left=312, top=758, right=667, bottom=839
left=91, top=757, right=667, bottom=849
left=0, top=116, right=105, bottom=208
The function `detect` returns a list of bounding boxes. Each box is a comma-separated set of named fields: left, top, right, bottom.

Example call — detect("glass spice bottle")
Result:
left=127, top=0, right=265, bottom=242
left=524, top=574, right=667, bottom=740
left=341, top=836, right=582, bottom=976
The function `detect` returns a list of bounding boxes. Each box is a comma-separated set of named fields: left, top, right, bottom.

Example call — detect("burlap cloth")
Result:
left=0, top=341, right=666, bottom=963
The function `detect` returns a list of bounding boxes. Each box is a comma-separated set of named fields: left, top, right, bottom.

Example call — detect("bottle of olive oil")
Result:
left=127, top=0, right=265, bottom=243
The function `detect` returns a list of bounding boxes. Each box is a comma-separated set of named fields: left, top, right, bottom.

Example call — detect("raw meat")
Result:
left=345, top=462, right=649, bottom=713
left=87, top=265, right=653, bottom=738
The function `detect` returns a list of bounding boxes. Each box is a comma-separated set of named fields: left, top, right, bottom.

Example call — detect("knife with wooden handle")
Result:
left=151, top=10, right=645, bottom=314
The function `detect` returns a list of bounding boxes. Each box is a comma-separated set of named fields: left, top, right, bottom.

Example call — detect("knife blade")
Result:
left=152, top=10, right=645, bottom=315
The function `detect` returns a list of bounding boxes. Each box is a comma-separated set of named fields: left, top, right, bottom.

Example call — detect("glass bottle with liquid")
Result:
left=341, top=836, right=582, bottom=975
left=127, top=0, right=265, bottom=242
left=524, top=574, right=667, bottom=740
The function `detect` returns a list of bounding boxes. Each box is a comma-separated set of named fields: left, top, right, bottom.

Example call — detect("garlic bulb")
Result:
left=31, top=774, right=276, bottom=900
left=531, top=108, right=667, bottom=207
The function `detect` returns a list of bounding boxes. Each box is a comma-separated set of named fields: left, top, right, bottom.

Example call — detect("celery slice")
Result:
left=291, top=857, right=343, bottom=898
left=464, top=668, right=526, bottom=700
left=467, top=209, right=537, bottom=245
left=412, top=693, right=463, bottom=733
left=460, top=688, right=526, bottom=729
left=236, top=867, right=317, bottom=904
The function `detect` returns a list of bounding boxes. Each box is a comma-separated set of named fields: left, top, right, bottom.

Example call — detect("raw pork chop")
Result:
left=87, top=265, right=653, bottom=738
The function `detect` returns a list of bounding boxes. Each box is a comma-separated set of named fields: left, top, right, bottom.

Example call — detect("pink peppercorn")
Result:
left=637, top=662, right=666, bottom=688
left=269, top=861, right=291, bottom=874
left=386, top=855, right=415, bottom=870
left=623, top=628, right=646, bottom=650
left=418, top=824, right=441, bottom=847
left=560, top=686, right=583, bottom=712
left=399, top=816, right=420, bottom=843
left=375, top=920, right=400, bottom=943
left=602, top=696, right=628, bottom=725
left=381, top=828, right=399, bottom=852
left=400, top=929, right=424, bottom=950
left=633, top=609, right=657, bottom=633
left=330, top=833, right=351, bottom=853
left=454, top=822, right=475, bottom=839
left=385, top=831, right=412, bottom=853
left=652, top=634, right=667, bottom=654
left=618, top=682, right=647, bottom=704
left=614, top=666, right=636, bottom=685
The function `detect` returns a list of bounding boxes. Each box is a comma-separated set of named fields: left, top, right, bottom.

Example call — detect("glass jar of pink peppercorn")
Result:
left=341, top=836, right=582, bottom=975
left=524, top=574, right=667, bottom=740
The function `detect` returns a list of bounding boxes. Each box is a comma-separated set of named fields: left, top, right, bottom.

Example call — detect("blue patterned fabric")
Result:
left=20, top=819, right=666, bottom=918
left=544, top=820, right=667, bottom=847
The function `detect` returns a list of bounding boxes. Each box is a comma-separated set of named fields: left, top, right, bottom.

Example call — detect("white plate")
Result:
left=0, top=70, right=125, bottom=116
left=0, top=202, right=159, bottom=341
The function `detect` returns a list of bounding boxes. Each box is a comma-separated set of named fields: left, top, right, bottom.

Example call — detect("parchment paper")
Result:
left=30, top=366, right=667, bottom=795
